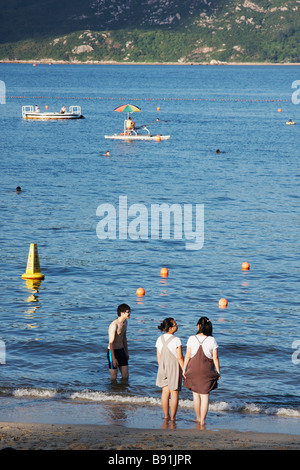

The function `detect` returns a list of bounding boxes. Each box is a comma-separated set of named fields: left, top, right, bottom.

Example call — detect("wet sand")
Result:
left=0, top=421, right=299, bottom=450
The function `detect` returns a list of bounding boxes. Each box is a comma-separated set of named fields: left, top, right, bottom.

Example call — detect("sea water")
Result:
left=0, top=63, right=299, bottom=433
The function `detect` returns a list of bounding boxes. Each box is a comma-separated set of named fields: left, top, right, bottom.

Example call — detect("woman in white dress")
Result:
left=156, top=318, right=184, bottom=421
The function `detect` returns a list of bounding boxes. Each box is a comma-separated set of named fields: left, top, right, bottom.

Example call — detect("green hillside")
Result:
left=0, top=0, right=299, bottom=63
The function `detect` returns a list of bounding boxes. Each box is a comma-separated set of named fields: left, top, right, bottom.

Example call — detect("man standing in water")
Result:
left=107, top=304, right=131, bottom=380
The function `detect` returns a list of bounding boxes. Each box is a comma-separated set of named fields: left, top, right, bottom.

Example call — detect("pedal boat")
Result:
left=105, top=125, right=170, bottom=141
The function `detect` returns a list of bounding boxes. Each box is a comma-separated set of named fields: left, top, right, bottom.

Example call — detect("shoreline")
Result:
left=0, top=421, right=299, bottom=450
left=1, top=59, right=300, bottom=66
left=0, top=396, right=299, bottom=450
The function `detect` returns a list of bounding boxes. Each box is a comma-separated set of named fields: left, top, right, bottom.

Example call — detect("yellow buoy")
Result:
left=22, top=243, right=45, bottom=280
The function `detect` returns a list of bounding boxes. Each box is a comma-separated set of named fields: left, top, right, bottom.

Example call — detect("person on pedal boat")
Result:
left=126, top=116, right=136, bottom=133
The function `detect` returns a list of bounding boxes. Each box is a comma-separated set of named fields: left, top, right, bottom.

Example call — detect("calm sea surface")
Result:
left=0, top=63, right=299, bottom=433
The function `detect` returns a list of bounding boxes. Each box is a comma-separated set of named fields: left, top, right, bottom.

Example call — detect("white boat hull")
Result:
left=22, top=105, right=84, bottom=120
left=105, top=134, right=170, bottom=141
left=23, top=113, right=83, bottom=120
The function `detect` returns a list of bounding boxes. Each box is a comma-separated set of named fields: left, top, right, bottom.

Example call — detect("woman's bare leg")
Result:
left=170, top=390, right=179, bottom=420
left=192, top=393, right=209, bottom=424
left=199, top=394, right=209, bottom=425
left=192, top=392, right=201, bottom=421
left=161, top=386, right=171, bottom=419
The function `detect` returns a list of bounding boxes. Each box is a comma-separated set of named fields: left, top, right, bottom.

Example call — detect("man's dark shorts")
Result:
left=107, top=348, right=128, bottom=369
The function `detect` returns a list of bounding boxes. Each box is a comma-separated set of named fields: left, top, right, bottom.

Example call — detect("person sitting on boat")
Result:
left=60, top=105, right=67, bottom=114
left=126, top=116, right=136, bottom=133
left=35, top=105, right=40, bottom=113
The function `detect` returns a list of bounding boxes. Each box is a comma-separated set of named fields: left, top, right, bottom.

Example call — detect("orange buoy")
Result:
left=157, top=106, right=160, bottom=111
left=156, top=135, right=161, bottom=142
left=242, top=261, right=250, bottom=270
left=278, top=108, right=282, bottom=113
left=45, top=105, right=48, bottom=110
left=136, top=287, right=145, bottom=297
left=218, top=298, right=228, bottom=308
left=160, top=267, right=169, bottom=277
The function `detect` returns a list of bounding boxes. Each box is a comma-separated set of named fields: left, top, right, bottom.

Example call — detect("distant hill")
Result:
left=0, top=0, right=299, bottom=63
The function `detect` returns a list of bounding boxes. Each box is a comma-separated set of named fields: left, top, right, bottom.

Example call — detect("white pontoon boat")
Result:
left=22, top=105, right=84, bottom=120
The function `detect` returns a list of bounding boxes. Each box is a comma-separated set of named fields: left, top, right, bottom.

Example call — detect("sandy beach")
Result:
left=0, top=421, right=299, bottom=451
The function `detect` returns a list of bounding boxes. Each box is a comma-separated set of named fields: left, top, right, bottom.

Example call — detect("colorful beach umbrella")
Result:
left=114, top=104, right=141, bottom=113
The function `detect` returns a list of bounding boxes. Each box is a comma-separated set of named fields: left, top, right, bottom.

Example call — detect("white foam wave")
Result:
left=70, top=390, right=160, bottom=407
left=9, top=388, right=300, bottom=418
left=243, top=403, right=261, bottom=413
left=275, top=408, right=300, bottom=418
left=13, top=388, right=58, bottom=399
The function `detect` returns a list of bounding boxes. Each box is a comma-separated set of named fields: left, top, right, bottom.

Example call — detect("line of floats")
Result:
left=21, top=103, right=296, bottom=142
